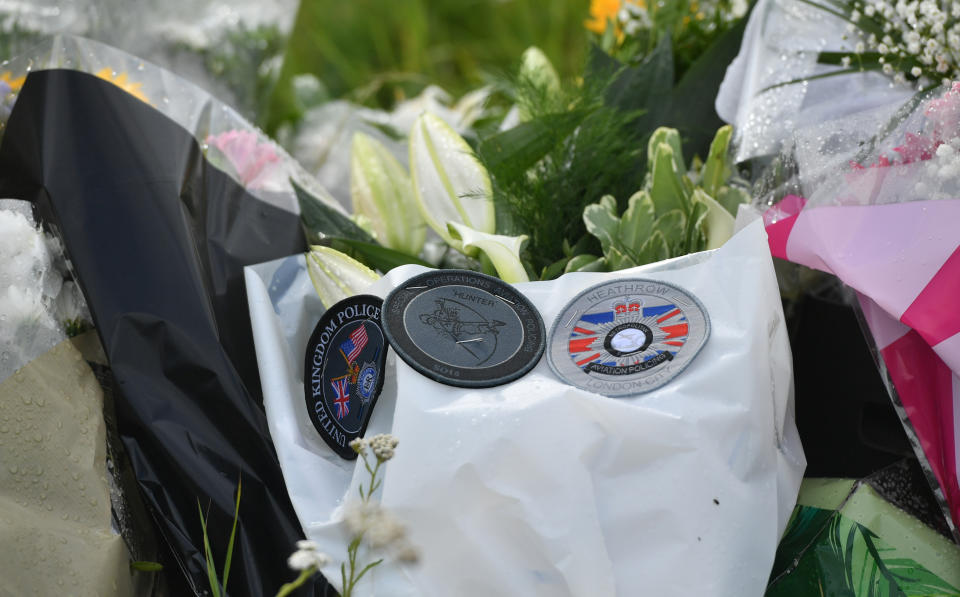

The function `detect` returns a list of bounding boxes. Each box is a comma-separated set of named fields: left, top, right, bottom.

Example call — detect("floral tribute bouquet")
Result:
left=242, top=4, right=810, bottom=596
left=0, top=34, right=353, bottom=595
left=760, top=80, right=960, bottom=539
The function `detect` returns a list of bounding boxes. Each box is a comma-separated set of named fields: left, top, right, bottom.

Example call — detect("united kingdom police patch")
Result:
left=547, top=279, right=710, bottom=397
left=304, top=295, right=387, bottom=459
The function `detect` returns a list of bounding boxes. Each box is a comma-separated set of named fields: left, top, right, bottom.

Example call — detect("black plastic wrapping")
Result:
left=0, top=69, right=325, bottom=595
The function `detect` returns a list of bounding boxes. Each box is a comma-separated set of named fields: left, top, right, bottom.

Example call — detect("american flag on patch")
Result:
left=340, top=323, right=369, bottom=364
left=331, top=378, right=350, bottom=420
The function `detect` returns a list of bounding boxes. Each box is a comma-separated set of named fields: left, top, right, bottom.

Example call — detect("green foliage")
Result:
left=476, top=20, right=747, bottom=277
left=295, top=178, right=430, bottom=273
left=63, top=317, right=93, bottom=338
left=578, top=126, right=746, bottom=271
left=169, top=24, right=287, bottom=121
left=767, top=504, right=960, bottom=597
left=197, top=476, right=242, bottom=597
left=264, top=0, right=589, bottom=133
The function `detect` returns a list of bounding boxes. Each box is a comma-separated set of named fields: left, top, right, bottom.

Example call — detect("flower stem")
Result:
left=275, top=567, right=316, bottom=597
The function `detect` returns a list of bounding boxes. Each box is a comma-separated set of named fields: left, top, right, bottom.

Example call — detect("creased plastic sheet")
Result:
left=0, top=47, right=325, bottom=593
left=246, top=219, right=806, bottom=597
left=715, top=0, right=914, bottom=162
left=0, top=336, right=133, bottom=595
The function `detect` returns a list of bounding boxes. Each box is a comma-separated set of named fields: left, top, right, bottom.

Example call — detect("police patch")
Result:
left=547, top=279, right=710, bottom=397
left=382, top=270, right=545, bottom=388
left=304, top=295, right=387, bottom=459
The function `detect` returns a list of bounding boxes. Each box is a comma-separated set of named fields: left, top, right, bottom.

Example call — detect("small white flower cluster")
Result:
left=922, top=136, right=960, bottom=182
left=287, top=540, right=330, bottom=571
left=350, top=433, right=399, bottom=462
left=843, top=0, right=960, bottom=87
left=615, top=0, right=748, bottom=38
left=344, top=501, right=419, bottom=563
left=618, top=1, right=652, bottom=36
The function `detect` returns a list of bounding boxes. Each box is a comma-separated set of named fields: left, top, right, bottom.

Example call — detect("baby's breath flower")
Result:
left=349, top=437, right=367, bottom=454
left=287, top=544, right=330, bottom=571
left=368, top=433, right=399, bottom=462
left=842, top=55, right=852, bottom=67
left=912, top=66, right=924, bottom=77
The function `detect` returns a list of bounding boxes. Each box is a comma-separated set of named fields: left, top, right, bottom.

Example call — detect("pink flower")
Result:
left=206, top=130, right=284, bottom=191
left=924, top=81, right=960, bottom=139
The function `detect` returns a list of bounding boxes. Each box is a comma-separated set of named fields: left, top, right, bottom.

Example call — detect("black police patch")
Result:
left=381, top=270, right=545, bottom=388
left=304, top=295, right=387, bottom=459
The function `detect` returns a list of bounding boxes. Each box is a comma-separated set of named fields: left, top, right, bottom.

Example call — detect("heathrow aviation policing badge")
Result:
left=304, top=295, right=387, bottom=459
left=547, top=279, right=710, bottom=397
left=381, top=270, right=545, bottom=388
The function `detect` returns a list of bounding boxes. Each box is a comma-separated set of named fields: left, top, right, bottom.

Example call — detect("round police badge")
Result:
left=547, top=279, right=710, bottom=397
left=304, top=295, right=387, bottom=460
left=381, top=270, right=545, bottom=387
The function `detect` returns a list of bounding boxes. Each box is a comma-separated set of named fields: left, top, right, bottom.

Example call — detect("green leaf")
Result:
left=221, top=476, right=241, bottom=595
left=685, top=198, right=709, bottom=254
left=647, top=128, right=686, bottom=176
left=636, top=230, right=670, bottom=265
left=332, top=238, right=432, bottom=272
left=130, top=561, right=164, bottom=572
left=197, top=501, right=222, bottom=597
left=293, top=177, right=376, bottom=245
left=618, top=190, right=657, bottom=253
left=604, top=245, right=637, bottom=270
left=477, top=109, right=591, bottom=182
left=649, top=143, right=689, bottom=217
left=542, top=256, right=571, bottom=280
left=701, top=125, right=733, bottom=198
left=717, top=185, right=751, bottom=217
left=596, top=35, right=674, bottom=128
left=653, top=209, right=687, bottom=254
left=583, top=197, right=622, bottom=254
left=564, top=254, right=607, bottom=273
left=666, top=18, right=747, bottom=159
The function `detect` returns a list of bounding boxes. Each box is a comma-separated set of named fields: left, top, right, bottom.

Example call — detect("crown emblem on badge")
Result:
left=613, top=301, right=642, bottom=316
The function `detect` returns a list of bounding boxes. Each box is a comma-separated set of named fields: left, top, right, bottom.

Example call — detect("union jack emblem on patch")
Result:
left=331, top=377, right=351, bottom=420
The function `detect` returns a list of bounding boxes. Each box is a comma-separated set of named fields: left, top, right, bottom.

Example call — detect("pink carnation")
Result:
left=206, top=130, right=283, bottom=191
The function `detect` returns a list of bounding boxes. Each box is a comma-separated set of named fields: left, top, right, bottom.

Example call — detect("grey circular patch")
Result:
left=382, top=270, right=545, bottom=388
left=547, top=278, right=710, bottom=397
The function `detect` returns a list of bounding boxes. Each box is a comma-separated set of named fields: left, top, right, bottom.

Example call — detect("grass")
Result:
left=262, top=0, right=590, bottom=133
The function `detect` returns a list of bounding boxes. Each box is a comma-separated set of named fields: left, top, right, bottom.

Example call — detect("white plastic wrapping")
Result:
left=715, top=0, right=915, bottom=162
left=245, top=219, right=805, bottom=596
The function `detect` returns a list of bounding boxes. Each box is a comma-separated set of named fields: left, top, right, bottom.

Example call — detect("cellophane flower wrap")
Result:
left=761, top=81, right=960, bottom=538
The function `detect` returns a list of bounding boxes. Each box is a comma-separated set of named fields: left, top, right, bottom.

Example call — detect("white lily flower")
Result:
left=447, top=222, right=529, bottom=283
left=305, top=246, right=380, bottom=307
left=694, top=189, right=736, bottom=250
left=350, top=132, right=426, bottom=255
left=409, top=112, right=494, bottom=253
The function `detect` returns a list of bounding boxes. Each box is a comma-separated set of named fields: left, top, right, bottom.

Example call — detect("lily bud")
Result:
left=305, top=246, right=379, bottom=308
left=350, top=132, right=426, bottom=255
left=409, top=112, right=494, bottom=253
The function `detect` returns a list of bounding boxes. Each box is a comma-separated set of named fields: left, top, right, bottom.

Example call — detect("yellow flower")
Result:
left=585, top=0, right=622, bottom=34
left=94, top=68, right=149, bottom=104
left=0, top=72, right=25, bottom=92
left=585, top=0, right=647, bottom=39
